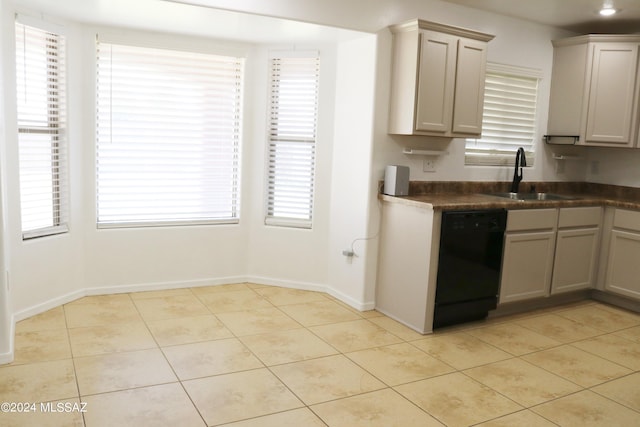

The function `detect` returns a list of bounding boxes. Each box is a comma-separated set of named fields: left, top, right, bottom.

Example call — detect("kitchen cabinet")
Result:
left=604, top=209, right=640, bottom=300
left=547, top=35, right=640, bottom=147
left=388, top=19, right=494, bottom=137
left=499, top=209, right=558, bottom=303
left=551, top=207, right=602, bottom=294
left=376, top=200, right=441, bottom=333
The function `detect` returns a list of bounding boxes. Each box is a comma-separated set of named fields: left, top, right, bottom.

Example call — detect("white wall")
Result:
left=586, top=147, right=640, bottom=187
left=0, top=0, right=13, bottom=364
left=327, top=34, right=378, bottom=309
left=244, top=44, right=337, bottom=291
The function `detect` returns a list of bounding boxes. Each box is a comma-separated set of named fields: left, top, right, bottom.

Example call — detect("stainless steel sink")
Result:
left=485, top=192, right=580, bottom=201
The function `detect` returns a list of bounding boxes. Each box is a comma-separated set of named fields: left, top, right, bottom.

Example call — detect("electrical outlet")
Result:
left=591, top=160, right=600, bottom=175
left=423, top=158, right=436, bottom=172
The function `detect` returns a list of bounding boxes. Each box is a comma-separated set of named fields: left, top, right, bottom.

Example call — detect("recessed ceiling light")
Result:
left=599, top=7, right=619, bottom=16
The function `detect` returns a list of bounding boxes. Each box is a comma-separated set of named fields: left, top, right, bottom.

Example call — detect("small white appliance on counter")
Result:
left=383, top=165, right=409, bottom=196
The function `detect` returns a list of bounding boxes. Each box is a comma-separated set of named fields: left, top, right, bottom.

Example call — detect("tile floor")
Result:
left=2, top=283, right=640, bottom=426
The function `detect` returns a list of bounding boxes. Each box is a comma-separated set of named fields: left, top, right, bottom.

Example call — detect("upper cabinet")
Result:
left=388, top=20, right=494, bottom=137
left=548, top=35, right=640, bottom=147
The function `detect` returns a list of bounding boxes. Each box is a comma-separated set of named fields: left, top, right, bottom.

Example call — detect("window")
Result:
left=465, top=64, right=541, bottom=166
left=95, top=41, right=243, bottom=227
left=15, top=19, right=68, bottom=239
left=265, top=54, right=320, bottom=228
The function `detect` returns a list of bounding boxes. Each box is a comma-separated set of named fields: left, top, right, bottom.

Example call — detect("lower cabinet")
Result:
left=499, top=209, right=557, bottom=303
left=605, top=209, right=640, bottom=300
left=551, top=207, right=602, bottom=294
left=500, top=206, right=602, bottom=304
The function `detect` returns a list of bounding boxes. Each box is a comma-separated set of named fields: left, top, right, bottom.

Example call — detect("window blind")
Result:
left=96, top=41, right=243, bottom=227
left=15, top=20, right=68, bottom=239
left=266, top=55, right=319, bottom=228
left=465, top=64, right=541, bottom=166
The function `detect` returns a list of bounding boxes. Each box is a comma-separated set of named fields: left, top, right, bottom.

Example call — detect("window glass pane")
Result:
left=15, top=21, right=68, bottom=238
left=96, top=42, right=243, bottom=227
left=465, top=65, right=540, bottom=166
left=266, top=55, right=319, bottom=228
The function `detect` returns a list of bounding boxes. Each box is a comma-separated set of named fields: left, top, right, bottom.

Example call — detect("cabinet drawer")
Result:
left=558, top=206, right=602, bottom=228
left=507, top=209, right=557, bottom=232
left=613, top=209, right=640, bottom=232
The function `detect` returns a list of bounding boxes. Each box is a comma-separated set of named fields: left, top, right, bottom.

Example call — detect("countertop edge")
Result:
left=379, top=193, right=640, bottom=211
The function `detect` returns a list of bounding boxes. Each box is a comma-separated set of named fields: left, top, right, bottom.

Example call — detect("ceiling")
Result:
left=440, top=0, right=640, bottom=34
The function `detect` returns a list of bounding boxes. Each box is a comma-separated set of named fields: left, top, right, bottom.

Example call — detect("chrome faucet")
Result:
left=510, top=147, right=527, bottom=193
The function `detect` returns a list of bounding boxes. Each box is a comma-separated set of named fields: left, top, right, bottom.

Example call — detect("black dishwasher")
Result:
left=434, top=209, right=507, bottom=329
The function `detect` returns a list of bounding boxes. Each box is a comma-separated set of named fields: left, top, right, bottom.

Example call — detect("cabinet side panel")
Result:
left=375, top=203, right=434, bottom=333
left=452, top=38, right=487, bottom=135
left=388, top=30, right=420, bottom=134
left=547, top=43, right=589, bottom=136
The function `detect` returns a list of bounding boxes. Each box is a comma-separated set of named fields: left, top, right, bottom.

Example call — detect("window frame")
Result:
left=264, top=52, right=320, bottom=229
left=94, top=38, right=244, bottom=229
left=465, top=63, right=542, bottom=167
left=15, top=16, right=69, bottom=240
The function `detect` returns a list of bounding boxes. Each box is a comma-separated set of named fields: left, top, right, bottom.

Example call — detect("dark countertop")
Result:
left=379, top=181, right=640, bottom=211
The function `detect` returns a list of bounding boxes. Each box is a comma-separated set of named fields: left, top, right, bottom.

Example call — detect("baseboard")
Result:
left=326, top=286, right=375, bottom=312
left=246, top=275, right=327, bottom=294
left=490, top=290, right=591, bottom=318
left=14, top=289, right=86, bottom=323
left=84, top=276, right=249, bottom=296
left=0, top=315, right=15, bottom=365
left=591, top=289, right=640, bottom=313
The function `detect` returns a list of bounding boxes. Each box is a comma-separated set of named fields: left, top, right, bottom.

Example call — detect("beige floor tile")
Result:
left=15, top=306, right=67, bottom=332
left=311, top=388, right=444, bottom=427
left=614, top=325, right=640, bottom=343
left=592, top=372, right=640, bottom=412
left=162, top=338, right=263, bottom=380
left=146, top=314, right=233, bottom=347
left=219, top=408, right=326, bottom=427
left=74, top=348, right=177, bottom=395
left=216, top=307, right=302, bottom=336
left=240, top=328, right=338, bottom=366
left=190, top=283, right=251, bottom=296
left=64, top=299, right=142, bottom=328
left=368, top=316, right=426, bottom=341
left=82, top=383, right=204, bottom=427
left=395, top=372, right=522, bottom=427
left=183, top=368, right=303, bottom=426
left=133, top=295, right=210, bottom=321
left=195, top=289, right=273, bottom=313
left=270, top=354, right=385, bottom=405
left=64, top=293, right=132, bottom=306
left=532, top=390, right=640, bottom=426
left=411, top=332, right=511, bottom=370
left=346, top=343, right=454, bottom=386
left=464, top=358, right=581, bottom=407
left=467, top=323, right=561, bottom=356
left=522, top=344, right=632, bottom=387
left=1, top=398, right=84, bottom=427
left=11, top=329, right=71, bottom=365
left=68, top=322, right=157, bottom=357
left=475, top=409, right=558, bottom=426
left=556, top=305, right=640, bottom=332
left=572, top=334, right=640, bottom=370
left=128, top=287, right=194, bottom=300
left=254, top=286, right=328, bottom=306
left=516, top=313, right=602, bottom=343
left=279, top=300, right=362, bottom=326
left=309, top=319, right=402, bottom=352
left=0, top=359, right=78, bottom=402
